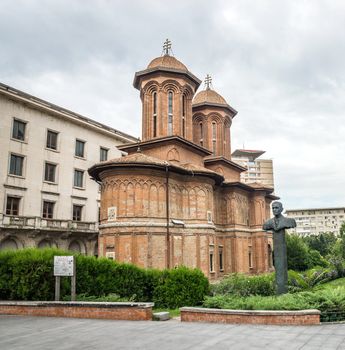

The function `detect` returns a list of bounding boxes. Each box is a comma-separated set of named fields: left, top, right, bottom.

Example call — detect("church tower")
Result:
left=89, top=41, right=276, bottom=279
left=133, top=40, right=201, bottom=142
left=192, top=75, right=237, bottom=159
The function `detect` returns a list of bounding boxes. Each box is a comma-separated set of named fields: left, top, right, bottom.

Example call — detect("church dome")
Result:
left=193, top=88, right=228, bottom=106
left=147, top=55, right=188, bottom=72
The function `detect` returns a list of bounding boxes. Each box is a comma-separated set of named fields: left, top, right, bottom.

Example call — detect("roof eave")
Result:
left=192, top=101, right=238, bottom=117
left=133, top=67, right=202, bottom=90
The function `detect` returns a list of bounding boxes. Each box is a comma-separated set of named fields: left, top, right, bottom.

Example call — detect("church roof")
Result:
left=88, top=152, right=223, bottom=183
left=147, top=55, right=188, bottom=71
left=222, top=181, right=277, bottom=197
left=133, top=40, right=201, bottom=89
left=193, top=88, right=227, bottom=106
left=192, top=76, right=237, bottom=116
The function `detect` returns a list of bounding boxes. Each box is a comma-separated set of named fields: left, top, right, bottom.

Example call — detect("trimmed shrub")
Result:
left=203, top=286, right=345, bottom=321
left=153, top=266, right=209, bottom=308
left=0, top=248, right=209, bottom=307
left=211, top=273, right=275, bottom=297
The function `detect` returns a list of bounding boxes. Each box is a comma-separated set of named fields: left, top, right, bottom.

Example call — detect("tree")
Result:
left=286, top=234, right=310, bottom=271
left=340, top=222, right=345, bottom=237
left=286, top=234, right=327, bottom=271
left=303, top=232, right=337, bottom=257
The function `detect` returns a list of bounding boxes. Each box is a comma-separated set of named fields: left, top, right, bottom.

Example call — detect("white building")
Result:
left=0, top=82, right=137, bottom=254
left=285, top=207, right=345, bottom=236
left=231, top=149, right=274, bottom=189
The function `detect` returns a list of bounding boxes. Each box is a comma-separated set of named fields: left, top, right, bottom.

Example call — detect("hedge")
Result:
left=0, top=248, right=209, bottom=308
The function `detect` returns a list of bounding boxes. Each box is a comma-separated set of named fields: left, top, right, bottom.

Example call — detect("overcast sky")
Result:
left=1, top=0, right=344, bottom=210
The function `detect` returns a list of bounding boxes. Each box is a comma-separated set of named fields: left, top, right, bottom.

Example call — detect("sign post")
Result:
left=54, top=256, right=76, bottom=301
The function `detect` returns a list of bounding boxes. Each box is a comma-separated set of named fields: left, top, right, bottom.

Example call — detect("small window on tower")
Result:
left=168, top=91, right=173, bottom=135
left=153, top=92, right=157, bottom=137
left=199, top=122, right=203, bottom=146
left=212, top=122, right=217, bottom=155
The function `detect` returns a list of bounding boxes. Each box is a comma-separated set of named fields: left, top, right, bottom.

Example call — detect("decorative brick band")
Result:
left=180, top=307, right=320, bottom=325
left=0, top=301, right=154, bottom=321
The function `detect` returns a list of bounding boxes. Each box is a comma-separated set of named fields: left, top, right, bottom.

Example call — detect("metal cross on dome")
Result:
left=163, top=39, right=172, bottom=55
left=205, top=74, right=212, bottom=89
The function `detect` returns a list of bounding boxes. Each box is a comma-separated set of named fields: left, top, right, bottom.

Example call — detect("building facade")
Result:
left=89, top=42, right=278, bottom=279
left=286, top=207, right=345, bottom=236
left=232, top=149, right=274, bottom=189
left=0, top=82, right=136, bottom=254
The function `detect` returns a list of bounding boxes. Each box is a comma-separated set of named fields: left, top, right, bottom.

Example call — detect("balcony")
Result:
left=0, top=214, right=98, bottom=232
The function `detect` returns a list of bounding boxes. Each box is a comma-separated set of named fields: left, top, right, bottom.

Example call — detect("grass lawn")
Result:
left=313, top=277, right=345, bottom=289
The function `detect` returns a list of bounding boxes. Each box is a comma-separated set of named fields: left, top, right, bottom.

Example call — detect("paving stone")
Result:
left=1, top=316, right=345, bottom=350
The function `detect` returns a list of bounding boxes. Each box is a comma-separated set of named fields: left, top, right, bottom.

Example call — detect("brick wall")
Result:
left=180, top=307, right=320, bottom=325
left=0, top=301, right=153, bottom=321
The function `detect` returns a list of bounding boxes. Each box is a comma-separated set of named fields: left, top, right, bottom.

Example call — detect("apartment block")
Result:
left=231, top=149, right=274, bottom=189
left=0, top=82, right=136, bottom=254
left=285, top=207, right=345, bottom=236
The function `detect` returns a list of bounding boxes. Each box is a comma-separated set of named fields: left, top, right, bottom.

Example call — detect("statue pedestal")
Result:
left=273, top=229, right=288, bottom=295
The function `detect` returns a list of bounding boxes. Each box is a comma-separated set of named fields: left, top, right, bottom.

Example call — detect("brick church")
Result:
left=89, top=41, right=277, bottom=279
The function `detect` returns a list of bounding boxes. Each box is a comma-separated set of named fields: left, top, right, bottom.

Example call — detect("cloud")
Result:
left=0, top=0, right=344, bottom=209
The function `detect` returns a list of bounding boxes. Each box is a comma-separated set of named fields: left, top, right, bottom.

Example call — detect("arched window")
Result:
left=199, top=122, right=203, bottom=146
left=212, top=122, right=217, bottom=155
left=168, top=91, right=173, bottom=135
left=182, top=95, right=186, bottom=138
left=153, top=92, right=157, bottom=137
left=0, top=238, right=18, bottom=251
left=38, top=239, right=52, bottom=249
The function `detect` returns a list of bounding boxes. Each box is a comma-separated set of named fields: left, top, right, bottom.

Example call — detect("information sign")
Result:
left=54, top=256, right=75, bottom=276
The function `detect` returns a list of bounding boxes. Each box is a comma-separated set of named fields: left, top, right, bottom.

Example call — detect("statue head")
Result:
left=272, top=201, right=283, bottom=217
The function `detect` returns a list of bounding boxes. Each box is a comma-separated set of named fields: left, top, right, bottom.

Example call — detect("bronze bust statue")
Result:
left=263, top=201, right=296, bottom=294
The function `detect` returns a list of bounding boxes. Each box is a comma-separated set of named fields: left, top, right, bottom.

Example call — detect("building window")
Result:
left=182, top=95, right=186, bottom=138
left=75, top=139, right=85, bottom=158
left=200, top=122, right=203, bottom=146
left=212, top=122, right=216, bottom=155
left=153, top=92, right=157, bottom=137
left=9, top=154, right=24, bottom=176
left=42, top=201, right=54, bottom=219
left=12, top=119, right=26, bottom=141
left=74, top=169, right=84, bottom=188
left=73, top=205, right=83, bottom=221
left=209, top=245, right=215, bottom=272
left=168, top=91, right=173, bottom=135
left=46, top=130, right=58, bottom=150
left=100, top=147, right=108, bottom=161
left=6, top=196, right=20, bottom=215
left=44, top=162, right=57, bottom=183
left=248, top=247, right=253, bottom=269
left=219, top=246, right=224, bottom=271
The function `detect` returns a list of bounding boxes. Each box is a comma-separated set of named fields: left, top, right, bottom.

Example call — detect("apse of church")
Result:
left=89, top=40, right=277, bottom=279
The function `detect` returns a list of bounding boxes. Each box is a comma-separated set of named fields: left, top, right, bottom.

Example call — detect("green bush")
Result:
left=203, top=286, right=345, bottom=321
left=153, top=266, right=209, bottom=308
left=211, top=273, right=275, bottom=297
left=3, top=248, right=66, bottom=300
left=288, top=267, right=339, bottom=293
left=0, top=248, right=208, bottom=307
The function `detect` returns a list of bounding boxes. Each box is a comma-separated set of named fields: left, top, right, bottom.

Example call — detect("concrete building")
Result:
left=285, top=207, right=345, bottom=236
left=89, top=41, right=278, bottom=279
left=231, top=149, right=274, bottom=189
left=0, top=82, right=137, bottom=254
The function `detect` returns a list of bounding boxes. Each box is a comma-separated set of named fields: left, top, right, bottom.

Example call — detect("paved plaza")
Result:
left=1, top=315, right=345, bottom=349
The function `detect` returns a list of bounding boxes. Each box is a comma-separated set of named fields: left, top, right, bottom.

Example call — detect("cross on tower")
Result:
left=205, top=74, right=212, bottom=89
left=163, top=39, right=172, bottom=55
